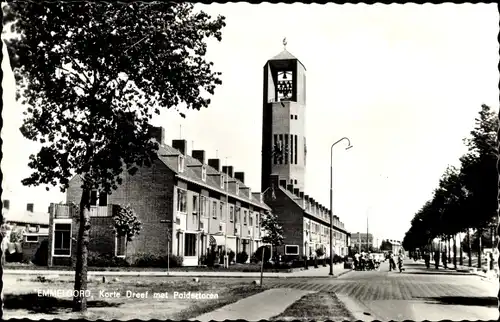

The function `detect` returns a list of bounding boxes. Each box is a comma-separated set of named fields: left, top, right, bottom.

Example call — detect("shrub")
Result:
left=133, top=253, right=183, bottom=268
left=236, top=251, right=249, bottom=264
left=228, top=250, right=236, bottom=264
left=88, top=252, right=130, bottom=267
left=32, top=240, right=49, bottom=266
left=253, top=246, right=271, bottom=263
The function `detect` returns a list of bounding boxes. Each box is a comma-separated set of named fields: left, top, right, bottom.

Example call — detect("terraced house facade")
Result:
left=48, top=127, right=270, bottom=267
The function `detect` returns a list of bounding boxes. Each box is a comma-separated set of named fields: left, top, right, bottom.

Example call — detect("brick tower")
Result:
left=261, top=40, right=307, bottom=192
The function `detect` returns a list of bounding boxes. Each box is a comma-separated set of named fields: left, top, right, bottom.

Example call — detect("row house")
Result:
left=263, top=174, right=350, bottom=259
left=48, top=126, right=270, bottom=267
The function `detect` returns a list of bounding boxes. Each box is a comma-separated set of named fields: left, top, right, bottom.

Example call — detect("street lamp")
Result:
left=329, top=137, right=353, bottom=276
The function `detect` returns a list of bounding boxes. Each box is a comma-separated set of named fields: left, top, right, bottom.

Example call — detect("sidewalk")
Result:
left=4, top=263, right=351, bottom=278
left=193, top=288, right=315, bottom=321
left=416, top=259, right=498, bottom=281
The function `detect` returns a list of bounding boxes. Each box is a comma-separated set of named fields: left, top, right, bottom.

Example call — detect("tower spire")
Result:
left=283, top=37, right=287, bottom=50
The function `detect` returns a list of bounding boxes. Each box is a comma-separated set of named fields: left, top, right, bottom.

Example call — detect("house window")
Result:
left=115, top=234, right=126, bottom=257
left=90, top=190, right=98, bottom=206
left=202, top=166, right=207, bottom=182
left=177, top=188, right=187, bottom=213
left=249, top=214, right=253, bottom=226
left=243, top=210, right=247, bottom=225
left=235, top=208, right=240, bottom=223
left=25, top=235, right=38, bottom=243
left=212, top=201, right=217, bottom=219
left=192, top=195, right=199, bottom=214
left=184, top=233, right=196, bottom=257
left=220, top=202, right=225, bottom=221
left=229, top=205, right=234, bottom=222
left=255, top=213, right=259, bottom=227
left=200, top=196, right=208, bottom=217
left=54, top=223, right=71, bottom=256
left=178, top=155, right=185, bottom=173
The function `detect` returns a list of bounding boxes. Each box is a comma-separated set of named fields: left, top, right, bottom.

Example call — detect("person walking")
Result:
left=389, top=252, right=396, bottom=271
left=442, top=250, right=448, bottom=269
left=424, top=251, right=430, bottom=269
left=434, top=251, right=440, bottom=269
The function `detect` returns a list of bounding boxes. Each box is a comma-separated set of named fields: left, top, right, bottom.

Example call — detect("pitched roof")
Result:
left=268, top=49, right=306, bottom=70
left=3, top=209, right=49, bottom=226
left=156, top=143, right=270, bottom=211
left=276, top=185, right=348, bottom=233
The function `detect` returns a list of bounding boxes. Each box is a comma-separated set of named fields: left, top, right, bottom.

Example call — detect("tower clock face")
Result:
left=277, top=71, right=293, bottom=101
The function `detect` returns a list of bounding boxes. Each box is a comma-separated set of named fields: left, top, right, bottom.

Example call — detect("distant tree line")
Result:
left=402, top=104, right=498, bottom=268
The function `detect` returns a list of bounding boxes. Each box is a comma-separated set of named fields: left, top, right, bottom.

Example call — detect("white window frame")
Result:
left=177, top=188, right=188, bottom=214
left=229, top=205, right=234, bottom=222
left=212, top=200, right=217, bottom=219
left=285, top=244, right=300, bottom=255
left=243, top=210, right=247, bottom=225
left=202, top=165, right=207, bottom=182
left=52, top=219, right=72, bottom=257
left=115, top=234, right=126, bottom=258
left=25, top=235, right=39, bottom=243
left=178, top=155, right=185, bottom=173
left=192, top=194, right=199, bottom=215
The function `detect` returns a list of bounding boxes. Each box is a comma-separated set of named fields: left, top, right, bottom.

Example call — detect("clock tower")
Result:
left=261, top=41, right=307, bottom=192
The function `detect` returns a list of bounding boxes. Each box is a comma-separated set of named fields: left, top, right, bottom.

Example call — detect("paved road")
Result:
left=264, top=260, right=498, bottom=321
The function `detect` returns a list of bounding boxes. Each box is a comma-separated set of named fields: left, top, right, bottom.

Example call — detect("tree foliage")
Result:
left=403, top=105, right=498, bottom=258
left=113, top=204, right=142, bottom=243
left=260, top=210, right=284, bottom=249
left=3, top=2, right=225, bottom=311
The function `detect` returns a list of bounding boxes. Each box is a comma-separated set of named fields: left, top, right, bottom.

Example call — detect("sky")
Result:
left=1, top=3, right=499, bottom=243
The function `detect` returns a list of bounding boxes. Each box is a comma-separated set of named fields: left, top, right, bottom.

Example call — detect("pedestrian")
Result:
left=389, top=252, right=396, bottom=271
left=424, top=251, right=430, bottom=269
left=434, top=251, right=440, bottom=269
left=442, top=251, right=447, bottom=269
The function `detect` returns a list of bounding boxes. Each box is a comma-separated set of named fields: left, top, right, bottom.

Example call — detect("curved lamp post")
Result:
left=329, top=137, right=353, bottom=275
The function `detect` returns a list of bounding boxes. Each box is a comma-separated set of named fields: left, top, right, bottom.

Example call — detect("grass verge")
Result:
left=3, top=275, right=267, bottom=320
left=270, top=291, right=355, bottom=321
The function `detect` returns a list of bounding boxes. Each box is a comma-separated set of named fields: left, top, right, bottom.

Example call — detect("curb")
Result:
left=5, top=269, right=352, bottom=279
left=336, top=294, right=381, bottom=321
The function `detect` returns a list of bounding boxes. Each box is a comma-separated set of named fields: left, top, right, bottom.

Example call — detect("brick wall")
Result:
left=66, top=158, right=176, bottom=263
left=264, top=188, right=304, bottom=256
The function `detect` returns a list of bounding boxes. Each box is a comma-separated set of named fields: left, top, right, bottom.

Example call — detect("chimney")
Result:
left=304, top=195, right=310, bottom=210
left=172, top=140, right=187, bottom=155
left=148, top=126, right=165, bottom=145
left=279, top=180, right=287, bottom=188
left=299, top=191, right=305, bottom=207
left=222, top=166, right=234, bottom=177
left=234, top=172, right=245, bottom=183
left=269, top=174, right=280, bottom=189
left=252, top=192, right=263, bottom=203
left=208, top=159, right=221, bottom=171
left=286, top=184, right=294, bottom=193
left=2, top=199, right=9, bottom=210
left=293, top=188, right=299, bottom=196
left=192, top=150, right=206, bottom=164
left=27, top=203, right=34, bottom=212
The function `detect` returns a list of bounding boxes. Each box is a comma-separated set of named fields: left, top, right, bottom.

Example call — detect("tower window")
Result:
left=295, top=180, right=297, bottom=184
left=290, top=115, right=294, bottom=120
left=284, top=134, right=289, bottom=164
left=277, top=71, right=293, bottom=101
left=290, top=133, right=294, bottom=164
left=295, top=115, right=298, bottom=120
left=295, top=135, right=298, bottom=164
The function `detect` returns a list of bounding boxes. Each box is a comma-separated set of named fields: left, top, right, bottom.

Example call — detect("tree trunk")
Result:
left=0, top=234, right=4, bottom=319
left=478, top=228, right=482, bottom=269
left=467, top=228, right=472, bottom=267
left=459, top=233, right=463, bottom=266
left=73, top=188, right=91, bottom=312
left=453, top=234, right=457, bottom=269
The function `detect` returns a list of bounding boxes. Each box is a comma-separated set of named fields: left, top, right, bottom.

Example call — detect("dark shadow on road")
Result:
left=406, top=271, right=475, bottom=276
left=417, top=296, right=498, bottom=308
left=4, top=293, right=122, bottom=314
